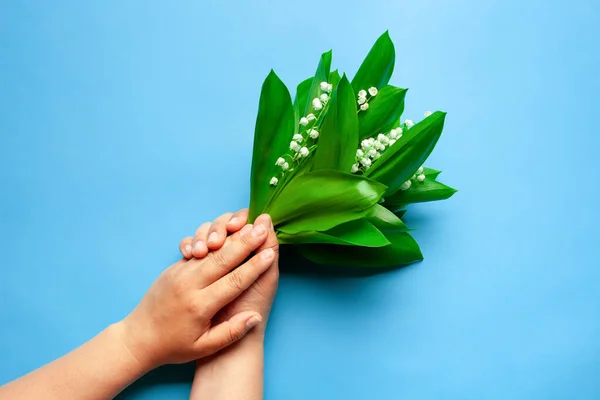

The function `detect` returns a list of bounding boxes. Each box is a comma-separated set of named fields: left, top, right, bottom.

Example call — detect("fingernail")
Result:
left=194, top=241, right=206, bottom=254
left=229, top=217, right=239, bottom=226
left=208, top=232, right=219, bottom=244
left=246, top=315, right=262, bottom=330
left=240, top=224, right=253, bottom=236
left=260, top=248, right=274, bottom=261
left=251, top=224, right=266, bottom=237
left=184, top=244, right=192, bottom=256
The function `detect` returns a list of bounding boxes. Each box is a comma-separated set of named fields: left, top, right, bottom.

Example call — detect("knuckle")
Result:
left=227, top=270, right=245, bottom=292
left=210, top=250, right=230, bottom=270
left=172, top=279, right=189, bottom=296
left=228, top=325, right=244, bottom=344
left=187, top=299, right=207, bottom=317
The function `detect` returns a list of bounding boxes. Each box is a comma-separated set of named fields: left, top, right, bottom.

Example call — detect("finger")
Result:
left=194, top=311, right=262, bottom=357
left=197, top=221, right=269, bottom=284
left=206, top=212, right=234, bottom=251
left=192, top=222, right=211, bottom=258
left=254, top=214, right=279, bottom=260
left=179, top=237, right=193, bottom=259
left=226, top=208, right=249, bottom=233
left=203, top=247, right=275, bottom=315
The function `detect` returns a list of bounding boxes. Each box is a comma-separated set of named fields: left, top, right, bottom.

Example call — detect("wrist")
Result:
left=109, top=321, right=157, bottom=374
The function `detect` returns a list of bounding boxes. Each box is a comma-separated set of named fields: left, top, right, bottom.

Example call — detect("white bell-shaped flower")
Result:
left=319, top=93, right=329, bottom=103
left=275, top=157, right=285, bottom=166
left=400, top=180, right=412, bottom=190
left=299, top=147, right=309, bottom=157
left=358, top=89, right=367, bottom=98
left=270, top=177, right=279, bottom=186
left=299, top=117, right=309, bottom=126
left=309, top=129, right=319, bottom=139
left=368, top=87, right=378, bottom=96
left=417, top=174, right=426, bottom=182
left=360, top=103, right=369, bottom=111
left=312, top=98, right=323, bottom=111
left=307, top=113, right=316, bottom=121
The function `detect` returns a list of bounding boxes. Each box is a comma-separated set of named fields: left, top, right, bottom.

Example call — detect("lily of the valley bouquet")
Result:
left=247, top=32, right=456, bottom=268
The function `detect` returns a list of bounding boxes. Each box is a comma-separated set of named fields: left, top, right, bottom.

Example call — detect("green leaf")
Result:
left=329, top=69, right=341, bottom=90
left=366, top=111, right=447, bottom=195
left=278, top=219, right=390, bottom=247
left=367, top=204, right=409, bottom=232
left=248, top=71, right=295, bottom=222
left=266, top=170, right=386, bottom=234
left=293, top=77, right=312, bottom=128
left=312, top=75, right=359, bottom=172
left=351, top=31, right=395, bottom=94
left=422, top=167, right=442, bottom=180
left=304, top=50, right=332, bottom=117
left=297, top=231, right=423, bottom=268
left=358, top=85, right=407, bottom=140
left=385, top=177, right=457, bottom=206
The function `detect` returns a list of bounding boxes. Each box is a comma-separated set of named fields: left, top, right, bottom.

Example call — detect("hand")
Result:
left=179, top=209, right=279, bottom=333
left=118, top=216, right=275, bottom=369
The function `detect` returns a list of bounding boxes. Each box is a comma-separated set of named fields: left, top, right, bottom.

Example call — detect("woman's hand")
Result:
left=181, top=210, right=280, bottom=400
left=179, top=210, right=279, bottom=332
left=119, top=214, right=276, bottom=369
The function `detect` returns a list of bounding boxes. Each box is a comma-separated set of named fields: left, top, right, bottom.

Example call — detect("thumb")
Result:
left=194, top=311, right=262, bottom=357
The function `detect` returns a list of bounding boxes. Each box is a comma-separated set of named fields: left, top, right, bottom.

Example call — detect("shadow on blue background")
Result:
left=1, top=0, right=599, bottom=399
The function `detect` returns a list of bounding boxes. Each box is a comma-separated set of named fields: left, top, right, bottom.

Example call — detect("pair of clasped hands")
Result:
left=128, top=210, right=279, bottom=366
left=0, top=210, right=278, bottom=400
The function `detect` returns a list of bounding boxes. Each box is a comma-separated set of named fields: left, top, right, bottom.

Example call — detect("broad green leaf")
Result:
left=358, top=85, right=407, bottom=140
left=304, top=51, right=332, bottom=117
left=312, top=75, right=358, bottom=172
left=266, top=170, right=386, bottom=234
left=351, top=31, right=395, bottom=94
left=248, top=71, right=295, bottom=222
left=329, top=69, right=341, bottom=90
left=367, top=204, right=409, bottom=232
left=293, top=77, right=312, bottom=128
left=278, top=219, right=390, bottom=247
left=366, top=111, right=447, bottom=195
left=385, top=177, right=457, bottom=206
left=297, top=231, right=423, bottom=268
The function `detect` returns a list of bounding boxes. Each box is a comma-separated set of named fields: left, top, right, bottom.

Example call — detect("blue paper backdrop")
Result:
left=1, top=0, right=599, bottom=399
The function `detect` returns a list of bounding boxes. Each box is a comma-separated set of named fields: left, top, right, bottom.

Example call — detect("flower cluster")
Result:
left=351, top=127, right=403, bottom=173
left=269, top=81, right=332, bottom=186
left=356, top=87, right=378, bottom=112
left=351, top=111, right=434, bottom=175
left=399, top=166, right=426, bottom=191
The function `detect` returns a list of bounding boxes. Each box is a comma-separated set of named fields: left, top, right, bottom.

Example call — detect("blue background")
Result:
left=1, top=0, right=599, bottom=399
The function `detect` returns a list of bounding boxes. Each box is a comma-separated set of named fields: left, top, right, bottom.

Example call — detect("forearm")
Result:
left=0, top=322, right=151, bottom=400
left=190, top=329, right=265, bottom=400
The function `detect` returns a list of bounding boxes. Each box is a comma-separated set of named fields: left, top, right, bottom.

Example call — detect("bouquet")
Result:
left=247, top=32, right=456, bottom=269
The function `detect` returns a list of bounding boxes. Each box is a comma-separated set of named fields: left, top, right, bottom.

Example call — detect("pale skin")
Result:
left=0, top=211, right=279, bottom=400
left=179, top=209, right=279, bottom=400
